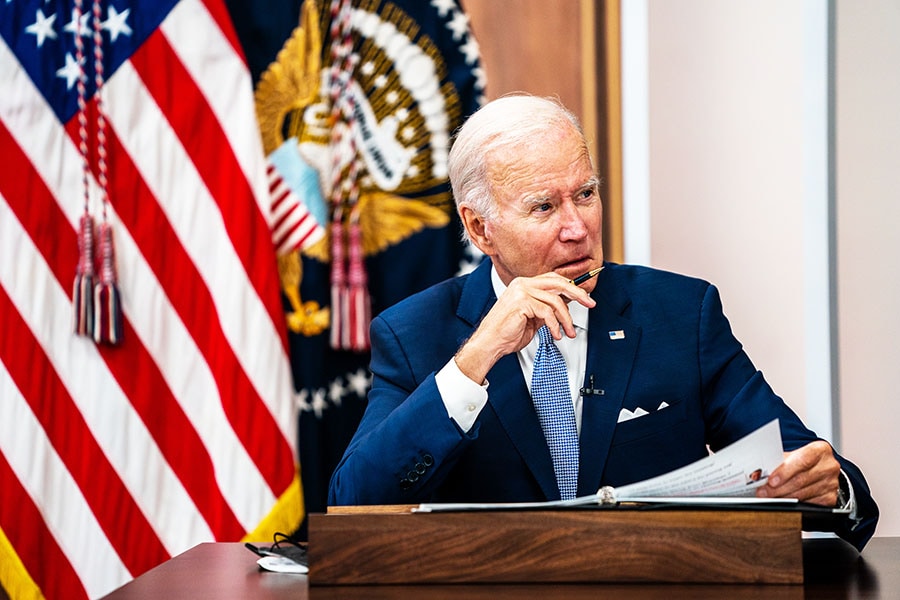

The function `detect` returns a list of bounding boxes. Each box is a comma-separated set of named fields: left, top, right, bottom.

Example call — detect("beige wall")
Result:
left=642, top=0, right=900, bottom=537
left=835, top=0, right=900, bottom=538
left=645, top=1, right=810, bottom=425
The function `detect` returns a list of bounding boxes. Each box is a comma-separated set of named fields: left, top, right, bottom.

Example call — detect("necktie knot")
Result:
left=537, top=324, right=553, bottom=346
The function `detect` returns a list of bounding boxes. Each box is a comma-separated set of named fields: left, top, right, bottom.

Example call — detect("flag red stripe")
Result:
left=273, top=203, right=311, bottom=234
left=294, top=221, right=323, bottom=249
left=1, top=119, right=246, bottom=541
left=271, top=186, right=291, bottom=210
left=0, top=452, right=88, bottom=600
left=268, top=174, right=282, bottom=195
left=0, top=285, right=169, bottom=577
left=61, top=111, right=293, bottom=495
left=130, top=29, right=286, bottom=348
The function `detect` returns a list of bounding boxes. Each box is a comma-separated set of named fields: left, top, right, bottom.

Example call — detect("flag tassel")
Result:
left=73, top=214, right=96, bottom=337
left=329, top=220, right=347, bottom=350
left=347, top=220, right=370, bottom=351
left=93, top=222, right=123, bottom=345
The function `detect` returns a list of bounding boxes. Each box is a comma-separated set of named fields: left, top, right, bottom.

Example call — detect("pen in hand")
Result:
left=570, top=267, right=603, bottom=286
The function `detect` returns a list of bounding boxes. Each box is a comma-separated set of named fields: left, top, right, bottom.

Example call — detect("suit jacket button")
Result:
left=399, top=478, right=412, bottom=489
left=422, top=454, right=434, bottom=466
left=415, top=463, right=426, bottom=475
left=407, top=471, right=419, bottom=482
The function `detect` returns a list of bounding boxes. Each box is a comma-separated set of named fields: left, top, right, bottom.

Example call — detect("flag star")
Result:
left=102, top=6, right=132, bottom=42
left=459, top=37, right=480, bottom=65
left=294, top=388, right=312, bottom=412
left=346, top=368, right=371, bottom=397
left=311, top=388, right=328, bottom=418
left=431, top=0, right=456, bottom=18
left=63, top=9, right=91, bottom=38
left=328, top=378, right=345, bottom=403
left=56, top=52, right=83, bottom=90
left=472, top=65, right=487, bottom=91
left=446, top=11, right=469, bottom=41
left=25, top=9, right=57, bottom=47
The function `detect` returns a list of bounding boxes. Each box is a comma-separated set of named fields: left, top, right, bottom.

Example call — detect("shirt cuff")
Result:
left=435, top=358, right=489, bottom=433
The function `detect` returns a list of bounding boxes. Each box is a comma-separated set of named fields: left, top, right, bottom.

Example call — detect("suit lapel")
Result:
left=577, top=267, right=641, bottom=496
left=488, top=355, right=560, bottom=500
left=457, top=259, right=560, bottom=500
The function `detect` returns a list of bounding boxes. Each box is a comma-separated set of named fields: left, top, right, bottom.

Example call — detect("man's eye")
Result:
left=578, top=188, right=596, bottom=202
left=534, top=202, right=552, bottom=213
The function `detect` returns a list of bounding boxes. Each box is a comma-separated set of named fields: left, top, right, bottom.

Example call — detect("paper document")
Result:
left=416, top=419, right=795, bottom=513
left=611, top=418, right=783, bottom=500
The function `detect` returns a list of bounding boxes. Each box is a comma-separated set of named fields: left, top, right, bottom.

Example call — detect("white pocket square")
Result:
left=617, top=407, right=649, bottom=423
left=617, top=402, right=671, bottom=423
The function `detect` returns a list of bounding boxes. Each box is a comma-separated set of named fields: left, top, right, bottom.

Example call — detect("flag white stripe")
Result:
left=108, top=53, right=295, bottom=450
left=0, top=360, right=130, bottom=599
left=277, top=210, right=325, bottom=254
left=0, top=191, right=213, bottom=556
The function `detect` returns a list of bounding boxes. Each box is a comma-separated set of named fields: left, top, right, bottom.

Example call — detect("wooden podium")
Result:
left=308, top=506, right=803, bottom=585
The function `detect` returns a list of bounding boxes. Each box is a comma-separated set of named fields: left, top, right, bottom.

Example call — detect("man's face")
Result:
left=466, top=124, right=604, bottom=292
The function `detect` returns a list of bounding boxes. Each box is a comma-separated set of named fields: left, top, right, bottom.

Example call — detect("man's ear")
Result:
left=459, top=205, right=493, bottom=255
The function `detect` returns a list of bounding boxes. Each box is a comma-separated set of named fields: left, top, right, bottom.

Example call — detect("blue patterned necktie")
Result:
left=531, top=325, right=579, bottom=500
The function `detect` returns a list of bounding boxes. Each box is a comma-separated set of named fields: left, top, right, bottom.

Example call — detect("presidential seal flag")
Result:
left=235, top=0, right=485, bottom=523
left=0, top=1, right=301, bottom=598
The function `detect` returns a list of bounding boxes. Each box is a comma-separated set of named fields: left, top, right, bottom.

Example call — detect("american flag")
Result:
left=0, top=1, right=300, bottom=598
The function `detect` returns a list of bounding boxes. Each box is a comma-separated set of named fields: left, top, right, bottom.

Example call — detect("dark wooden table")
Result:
left=100, top=536, right=900, bottom=599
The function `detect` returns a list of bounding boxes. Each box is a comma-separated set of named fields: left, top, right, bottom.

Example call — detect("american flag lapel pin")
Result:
left=609, top=330, right=625, bottom=340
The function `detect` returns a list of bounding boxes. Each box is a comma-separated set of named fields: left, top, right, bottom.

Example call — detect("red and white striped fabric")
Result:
left=0, top=1, right=300, bottom=598
left=267, top=162, right=325, bottom=255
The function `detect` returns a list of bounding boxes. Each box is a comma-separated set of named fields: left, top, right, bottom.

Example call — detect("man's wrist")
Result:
left=453, top=332, right=502, bottom=385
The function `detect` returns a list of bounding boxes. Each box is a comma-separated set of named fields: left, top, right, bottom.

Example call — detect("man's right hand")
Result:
left=453, top=272, right=596, bottom=384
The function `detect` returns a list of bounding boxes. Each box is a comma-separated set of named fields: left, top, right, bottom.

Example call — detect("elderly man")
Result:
left=328, top=94, right=878, bottom=550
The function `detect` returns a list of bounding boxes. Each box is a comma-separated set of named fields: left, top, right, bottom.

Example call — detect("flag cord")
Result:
left=72, top=0, right=123, bottom=345
left=327, top=0, right=370, bottom=352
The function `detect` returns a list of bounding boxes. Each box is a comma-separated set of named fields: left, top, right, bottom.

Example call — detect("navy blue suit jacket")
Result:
left=329, top=260, right=878, bottom=550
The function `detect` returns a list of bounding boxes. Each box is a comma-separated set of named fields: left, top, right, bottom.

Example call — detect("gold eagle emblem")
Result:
left=255, top=0, right=462, bottom=336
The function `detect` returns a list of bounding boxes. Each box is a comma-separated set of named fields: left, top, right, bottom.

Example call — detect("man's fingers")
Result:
left=756, top=441, right=840, bottom=506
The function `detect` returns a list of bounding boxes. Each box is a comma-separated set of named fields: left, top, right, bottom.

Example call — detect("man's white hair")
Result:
left=447, top=94, right=591, bottom=242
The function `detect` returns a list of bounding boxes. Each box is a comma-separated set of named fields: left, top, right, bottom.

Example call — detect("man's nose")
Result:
left=558, top=200, right=588, bottom=240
